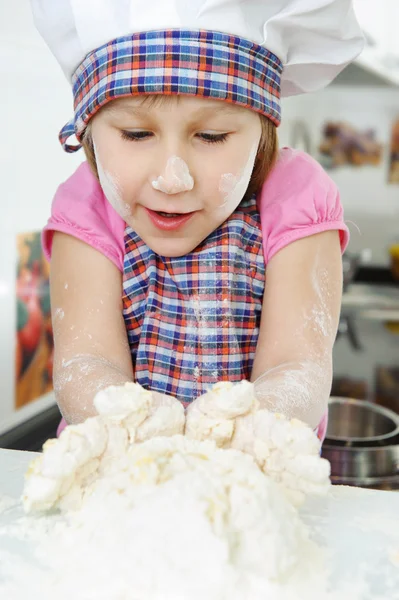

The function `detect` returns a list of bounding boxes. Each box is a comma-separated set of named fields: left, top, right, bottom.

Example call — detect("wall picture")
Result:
left=15, top=232, right=54, bottom=408
left=388, top=118, right=399, bottom=184
left=319, top=121, right=383, bottom=169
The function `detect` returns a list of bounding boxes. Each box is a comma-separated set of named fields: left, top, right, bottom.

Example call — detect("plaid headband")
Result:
left=59, top=29, right=283, bottom=153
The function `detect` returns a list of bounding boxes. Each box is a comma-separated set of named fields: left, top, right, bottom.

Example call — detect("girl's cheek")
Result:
left=94, top=143, right=132, bottom=219
left=217, top=143, right=258, bottom=210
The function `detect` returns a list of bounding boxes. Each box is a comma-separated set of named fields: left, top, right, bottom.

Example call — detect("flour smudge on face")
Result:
left=94, top=143, right=132, bottom=218
left=218, top=143, right=258, bottom=209
left=152, top=156, right=194, bottom=194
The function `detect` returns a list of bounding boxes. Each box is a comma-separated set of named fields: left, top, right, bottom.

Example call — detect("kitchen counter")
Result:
left=0, top=449, right=399, bottom=598
left=342, top=282, right=399, bottom=315
left=334, top=279, right=399, bottom=405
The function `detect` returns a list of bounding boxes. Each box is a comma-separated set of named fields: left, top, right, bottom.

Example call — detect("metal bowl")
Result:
left=330, top=473, right=399, bottom=491
left=325, top=397, right=399, bottom=445
left=322, top=443, right=399, bottom=480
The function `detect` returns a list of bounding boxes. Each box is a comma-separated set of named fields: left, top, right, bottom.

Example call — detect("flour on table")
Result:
left=389, top=550, right=399, bottom=568
left=0, top=495, right=17, bottom=513
left=0, top=381, right=361, bottom=599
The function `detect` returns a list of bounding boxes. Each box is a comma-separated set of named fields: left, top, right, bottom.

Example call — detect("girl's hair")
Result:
left=82, top=103, right=278, bottom=200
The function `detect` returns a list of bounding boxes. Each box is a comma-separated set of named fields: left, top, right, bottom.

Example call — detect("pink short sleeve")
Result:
left=257, top=148, right=349, bottom=264
left=42, top=162, right=125, bottom=271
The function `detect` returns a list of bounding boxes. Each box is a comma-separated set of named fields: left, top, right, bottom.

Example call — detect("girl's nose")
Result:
left=152, top=156, right=194, bottom=194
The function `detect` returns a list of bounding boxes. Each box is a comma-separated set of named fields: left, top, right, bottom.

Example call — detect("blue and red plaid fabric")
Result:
left=59, top=29, right=283, bottom=152
left=122, top=195, right=265, bottom=403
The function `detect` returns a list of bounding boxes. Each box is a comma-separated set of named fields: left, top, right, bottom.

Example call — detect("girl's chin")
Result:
left=144, top=236, right=201, bottom=257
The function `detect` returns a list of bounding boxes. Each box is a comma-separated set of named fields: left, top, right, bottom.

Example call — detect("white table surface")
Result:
left=0, top=448, right=398, bottom=598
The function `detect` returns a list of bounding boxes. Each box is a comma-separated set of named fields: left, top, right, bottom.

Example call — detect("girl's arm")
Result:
left=251, top=230, right=343, bottom=429
left=50, top=232, right=134, bottom=424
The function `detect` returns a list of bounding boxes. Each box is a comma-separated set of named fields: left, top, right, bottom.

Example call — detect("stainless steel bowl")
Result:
left=326, top=397, right=399, bottom=444
left=322, top=443, right=399, bottom=480
left=330, top=473, right=399, bottom=491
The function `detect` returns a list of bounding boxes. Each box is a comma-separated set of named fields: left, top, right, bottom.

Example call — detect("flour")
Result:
left=389, top=550, right=399, bottom=568
left=253, top=359, right=331, bottom=430
left=308, top=255, right=334, bottom=340
left=1, top=439, right=362, bottom=600
left=218, top=143, right=257, bottom=208
left=192, top=294, right=206, bottom=324
left=262, top=249, right=337, bottom=426
left=152, top=155, right=194, bottom=194
left=54, top=361, right=136, bottom=426
left=255, top=362, right=316, bottom=413
left=354, top=514, right=399, bottom=539
left=53, top=307, right=64, bottom=321
left=57, top=354, right=129, bottom=394
left=23, top=383, right=185, bottom=513
left=94, top=144, right=132, bottom=218
left=0, top=382, right=368, bottom=599
left=0, top=495, right=17, bottom=513
left=186, top=381, right=330, bottom=506
left=302, top=302, right=331, bottom=339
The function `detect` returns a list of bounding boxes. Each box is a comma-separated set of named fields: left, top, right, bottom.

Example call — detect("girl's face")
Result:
left=91, top=95, right=262, bottom=257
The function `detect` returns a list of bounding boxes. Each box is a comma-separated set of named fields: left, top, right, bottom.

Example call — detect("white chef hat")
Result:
left=31, top=0, right=364, bottom=152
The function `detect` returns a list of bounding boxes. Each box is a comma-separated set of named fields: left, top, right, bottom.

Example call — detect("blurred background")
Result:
left=0, top=1, right=398, bottom=488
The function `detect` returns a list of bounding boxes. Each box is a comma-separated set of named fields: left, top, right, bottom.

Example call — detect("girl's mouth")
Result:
left=145, top=208, right=196, bottom=231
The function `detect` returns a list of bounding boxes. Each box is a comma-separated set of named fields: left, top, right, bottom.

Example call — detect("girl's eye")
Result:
left=197, top=133, right=229, bottom=144
left=120, top=130, right=229, bottom=144
left=121, top=130, right=153, bottom=142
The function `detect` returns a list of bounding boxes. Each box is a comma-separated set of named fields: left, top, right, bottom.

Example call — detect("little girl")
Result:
left=32, top=0, right=363, bottom=438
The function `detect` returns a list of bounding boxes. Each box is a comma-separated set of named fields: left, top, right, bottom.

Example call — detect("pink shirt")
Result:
left=43, top=148, right=349, bottom=266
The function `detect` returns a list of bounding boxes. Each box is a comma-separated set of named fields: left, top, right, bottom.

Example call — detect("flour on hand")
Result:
left=185, top=380, right=330, bottom=505
left=23, top=383, right=184, bottom=512
left=185, top=380, right=255, bottom=446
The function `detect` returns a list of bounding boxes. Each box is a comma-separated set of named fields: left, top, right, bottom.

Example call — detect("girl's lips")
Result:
left=145, top=208, right=195, bottom=231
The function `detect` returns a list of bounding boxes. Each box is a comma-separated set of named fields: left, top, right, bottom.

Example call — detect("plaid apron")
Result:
left=122, top=196, right=265, bottom=403
left=56, top=195, right=328, bottom=440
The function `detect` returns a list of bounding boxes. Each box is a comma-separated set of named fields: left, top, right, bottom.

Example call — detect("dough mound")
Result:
left=25, top=435, right=309, bottom=589
left=185, top=381, right=330, bottom=505
left=20, top=381, right=332, bottom=598
left=23, top=383, right=184, bottom=512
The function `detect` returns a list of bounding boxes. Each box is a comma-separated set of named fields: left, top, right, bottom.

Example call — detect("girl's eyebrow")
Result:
left=190, top=105, right=241, bottom=118
left=106, top=101, right=241, bottom=119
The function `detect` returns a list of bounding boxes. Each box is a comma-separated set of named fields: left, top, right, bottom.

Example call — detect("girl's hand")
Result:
left=185, top=380, right=256, bottom=447
left=185, top=381, right=330, bottom=505
left=92, top=384, right=185, bottom=442
left=134, top=390, right=186, bottom=441
left=23, top=383, right=185, bottom=513
left=230, top=409, right=330, bottom=505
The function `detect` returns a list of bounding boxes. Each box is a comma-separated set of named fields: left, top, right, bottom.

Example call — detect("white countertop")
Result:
left=0, top=448, right=399, bottom=598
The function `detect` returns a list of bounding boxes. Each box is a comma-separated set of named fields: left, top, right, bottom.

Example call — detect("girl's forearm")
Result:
left=53, top=353, right=134, bottom=425
left=252, top=359, right=332, bottom=429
